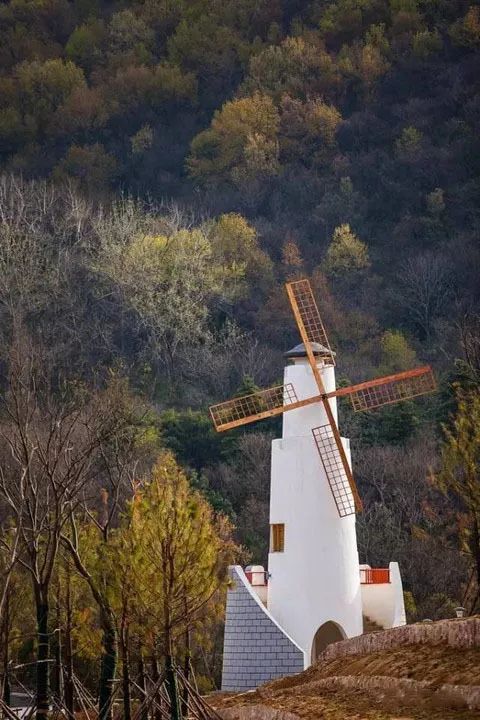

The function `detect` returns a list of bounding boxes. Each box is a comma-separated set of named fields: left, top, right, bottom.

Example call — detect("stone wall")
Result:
left=319, top=616, right=480, bottom=662
left=221, top=566, right=304, bottom=691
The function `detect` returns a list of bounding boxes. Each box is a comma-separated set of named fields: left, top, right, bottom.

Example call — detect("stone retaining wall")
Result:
left=319, top=616, right=480, bottom=662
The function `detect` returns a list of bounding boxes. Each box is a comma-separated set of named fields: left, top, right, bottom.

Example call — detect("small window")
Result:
left=271, top=523, right=285, bottom=553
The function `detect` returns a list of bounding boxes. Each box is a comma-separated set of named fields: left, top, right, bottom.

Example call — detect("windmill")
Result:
left=209, top=278, right=436, bottom=518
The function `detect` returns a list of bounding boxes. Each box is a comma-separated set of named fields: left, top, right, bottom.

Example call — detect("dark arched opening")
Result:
left=311, top=621, right=346, bottom=663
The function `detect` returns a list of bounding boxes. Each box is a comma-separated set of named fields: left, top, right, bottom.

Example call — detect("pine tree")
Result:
left=439, top=389, right=480, bottom=611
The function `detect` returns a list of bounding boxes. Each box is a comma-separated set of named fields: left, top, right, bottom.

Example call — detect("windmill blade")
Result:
left=312, top=424, right=362, bottom=517
left=328, top=366, right=436, bottom=413
left=285, top=279, right=360, bottom=513
left=209, top=384, right=322, bottom=433
left=285, top=279, right=335, bottom=367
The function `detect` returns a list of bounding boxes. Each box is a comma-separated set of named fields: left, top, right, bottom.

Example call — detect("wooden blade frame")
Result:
left=209, top=383, right=321, bottom=433
left=328, top=366, right=436, bottom=412
left=209, top=278, right=437, bottom=517
left=312, top=425, right=356, bottom=517
left=286, top=280, right=363, bottom=513
left=285, top=279, right=335, bottom=365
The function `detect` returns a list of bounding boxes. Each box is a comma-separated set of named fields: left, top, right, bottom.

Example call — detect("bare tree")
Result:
left=60, top=388, right=153, bottom=720
left=355, top=436, right=468, bottom=614
left=399, top=253, right=453, bottom=340
left=459, top=311, right=480, bottom=381
left=0, top=333, right=138, bottom=719
left=0, top=510, right=22, bottom=619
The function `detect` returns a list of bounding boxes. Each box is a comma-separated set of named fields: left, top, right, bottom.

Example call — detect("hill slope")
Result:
left=212, top=619, right=480, bottom=719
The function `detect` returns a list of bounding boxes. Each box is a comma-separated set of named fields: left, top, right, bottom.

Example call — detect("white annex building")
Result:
left=221, top=343, right=406, bottom=691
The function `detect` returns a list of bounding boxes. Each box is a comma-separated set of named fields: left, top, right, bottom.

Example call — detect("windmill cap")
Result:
left=284, top=342, right=335, bottom=359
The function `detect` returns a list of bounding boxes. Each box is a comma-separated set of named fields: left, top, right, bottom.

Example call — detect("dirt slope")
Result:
left=212, top=638, right=480, bottom=719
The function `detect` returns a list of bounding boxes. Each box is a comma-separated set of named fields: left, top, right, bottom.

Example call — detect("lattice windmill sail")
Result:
left=209, top=278, right=437, bottom=518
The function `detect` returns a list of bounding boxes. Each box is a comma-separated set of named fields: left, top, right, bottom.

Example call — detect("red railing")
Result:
left=360, top=568, right=390, bottom=584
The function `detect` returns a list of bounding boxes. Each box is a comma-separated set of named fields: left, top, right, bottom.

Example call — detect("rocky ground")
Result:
left=210, top=619, right=480, bottom=720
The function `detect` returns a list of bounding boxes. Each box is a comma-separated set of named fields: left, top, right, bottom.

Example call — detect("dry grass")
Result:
left=211, top=643, right=480, bottom=719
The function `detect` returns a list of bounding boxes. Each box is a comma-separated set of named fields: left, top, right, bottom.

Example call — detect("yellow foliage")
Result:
left=440, top=390, right=480, bottom=509
left=324, top=224, right=370, bottom=275
left=449, top=6, right=480, bottom=48
left=304, top=100, right=341, bottom=145
left=438, top=389, right=480, bottom=573
left=380, top=330, right=417, bottom=373
left=209, top=213, right=273, bottom=292
left=187, top=92, right=280, bottom=185
left=126, top=451, right=241, bottom=648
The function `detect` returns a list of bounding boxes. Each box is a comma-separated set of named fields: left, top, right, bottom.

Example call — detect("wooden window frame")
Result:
left=271, top=523, right=285, bottom=553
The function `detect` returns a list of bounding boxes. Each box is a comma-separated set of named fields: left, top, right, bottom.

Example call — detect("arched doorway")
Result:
left=311, top=621, right=346, bottom=663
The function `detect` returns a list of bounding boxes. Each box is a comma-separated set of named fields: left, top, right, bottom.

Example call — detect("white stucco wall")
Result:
left=360, top=562, right=406, bottom=629
left=267, top=358, right=363, bottom=666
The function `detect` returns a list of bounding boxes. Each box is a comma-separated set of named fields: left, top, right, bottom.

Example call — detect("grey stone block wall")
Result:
left=221, top=566, right=305, bottom=691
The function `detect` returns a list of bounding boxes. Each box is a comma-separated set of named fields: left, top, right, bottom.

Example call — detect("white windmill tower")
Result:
left=210, top=279, right=436, bottom=676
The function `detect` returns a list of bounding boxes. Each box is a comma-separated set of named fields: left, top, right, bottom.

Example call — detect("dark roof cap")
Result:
left=284, top=342, right=336, bottom=359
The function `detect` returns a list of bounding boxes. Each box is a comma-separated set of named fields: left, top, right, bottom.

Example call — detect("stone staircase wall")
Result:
left=222, top=566, right=305, bottom=691
left=319, top=616, right=480, bottom=662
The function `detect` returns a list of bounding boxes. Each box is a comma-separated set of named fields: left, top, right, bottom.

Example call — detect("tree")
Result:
left=187, top=93, right=280, bottom=189
left=130, top=452, right=239, bottom=719
left=0, top=176, right=69, bottom=328
left=459, top=312, right=480, bottom=385
left=281, top=238, right=304, bottom=280
left=398, top=252, right=452, bottom=340
left=53, top=144, right=118, bottom=194
left=203, top=431, right=272, bottom=561
left=0, top=560, right=34, bottom=707
left=379, top=330, right=417, bottom=373
left=107, top=10, right=154, bottom=66
left=279, top=96, right=342, bottom=167
left=324, top=224, right=370, bottom=276
left=243, top=35, right=341, bottom=101
left=159, top=409, right=233, bottom=471
left=92, top=200, right=254, bottom=379
left=449, top=6, right=480, bottom=48
left=65, top=20, right=106, bottom=73
left=16, top=59, right=86, bottom=135
left=208, top=213, right=273, bottom=295
left=354, top=436, right=466, bottom=618
left=60, top=384, right=156, bottom=720
left=412, top=29, right=442, bottom=59
left=395, top=126, right=423, bottom=160
left=0, top=514, right=21, bottom=621
left=0, top=336, right=138, bottom=719
left=439, top=389, right=480, bottom=612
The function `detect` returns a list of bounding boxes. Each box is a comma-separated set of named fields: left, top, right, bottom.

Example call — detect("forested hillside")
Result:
left=0, top=0, right=479, bottom=628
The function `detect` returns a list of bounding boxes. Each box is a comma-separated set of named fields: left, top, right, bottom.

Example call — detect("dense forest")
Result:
left=0, top=0, right=479, bottom=709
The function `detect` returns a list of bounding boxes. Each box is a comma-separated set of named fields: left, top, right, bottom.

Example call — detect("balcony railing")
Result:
left=360, top=567, right=390, bottom=584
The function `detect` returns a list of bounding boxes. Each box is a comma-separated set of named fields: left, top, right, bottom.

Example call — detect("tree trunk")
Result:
left=64, top=574, right=74, bottom=719
left=35, top=596, right=50, bottom=720
left=181, top=624, right=191, bottom=718
left=137, top=650, right=147, bottom=720
left=165, top=633, right=181, bottom=720
left=120, top=622, right=131, bottom=720
left=471, top=513, right=480, bottom=613
left=52, top=587, right=62, bottom=703
left=2, top=592, right=10, bottom=707
left=150, top=654, right=162, bottom=720
left=98, top=608, right=118, bottom=720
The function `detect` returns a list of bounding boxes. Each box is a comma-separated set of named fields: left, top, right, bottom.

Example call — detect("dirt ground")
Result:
left=210, top=644, right=480, bottom=720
